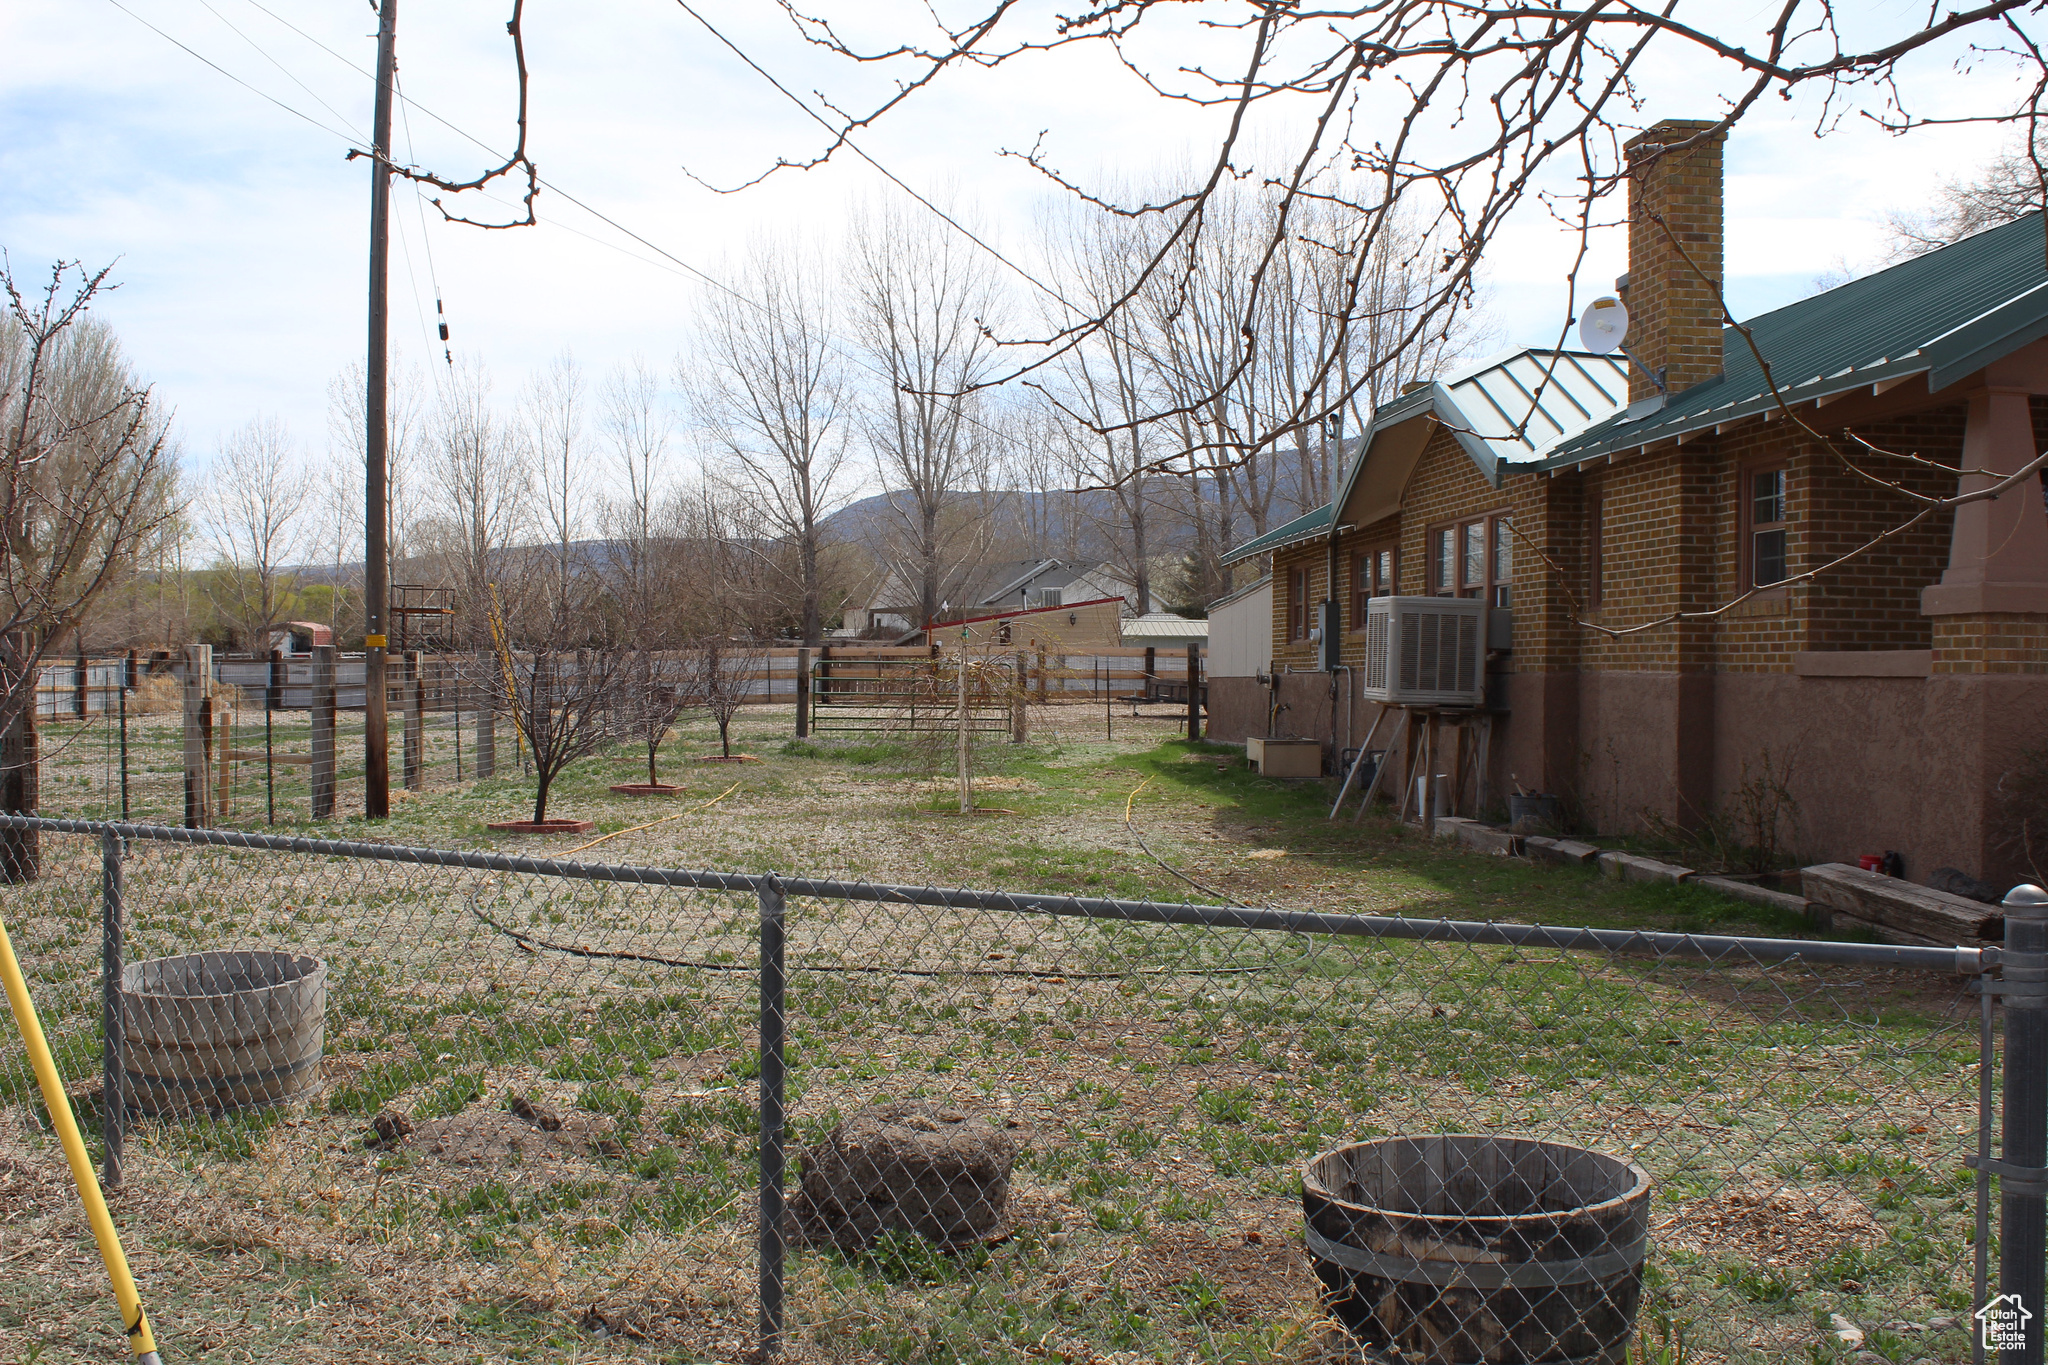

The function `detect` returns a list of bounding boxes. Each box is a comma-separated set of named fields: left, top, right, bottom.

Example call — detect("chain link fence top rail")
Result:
left=0, top=815, right=1999, bottom=1364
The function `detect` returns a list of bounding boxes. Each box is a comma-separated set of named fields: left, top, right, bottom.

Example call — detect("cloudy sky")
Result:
left=2, top=1, right=2025, bottom=500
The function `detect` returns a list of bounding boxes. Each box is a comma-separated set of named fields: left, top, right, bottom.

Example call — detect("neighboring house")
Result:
left=267, top=621, right=334, bottom=655
left=1205, top=577, right=1273, bottom=684
left=1220, top=117, right=2048, bottom=885
left=928, top=596, right=1128, bottom=653
left=847, top=558, right=1139, bottom=640
left=1120, top=612, right=1209, bottom=652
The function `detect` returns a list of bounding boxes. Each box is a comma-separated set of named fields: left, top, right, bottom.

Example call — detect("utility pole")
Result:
left=363, top=0, right=396, bottom=820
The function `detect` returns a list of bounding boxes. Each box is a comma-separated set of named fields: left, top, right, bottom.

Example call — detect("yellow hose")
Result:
left=560, top=781, right=742, bottom=856
left=0, top=911, right=161, bottom=1362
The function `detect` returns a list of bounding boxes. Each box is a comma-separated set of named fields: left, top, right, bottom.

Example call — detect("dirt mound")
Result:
left=407, top=1107, right=620, bottom=1165
left=791, top=1100, right=1018, bottom=1250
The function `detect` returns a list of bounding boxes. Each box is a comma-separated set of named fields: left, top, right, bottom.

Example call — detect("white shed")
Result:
left=1206, top=576, right=1272, bottom=678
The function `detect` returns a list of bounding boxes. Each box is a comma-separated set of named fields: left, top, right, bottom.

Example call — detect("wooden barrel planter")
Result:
left=121, top=951, right=326, bottom=1115
left=1302, top=1135, right=1650, bottom=1364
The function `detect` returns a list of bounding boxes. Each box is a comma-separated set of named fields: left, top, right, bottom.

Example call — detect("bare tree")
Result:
left=316, top=439, right=364, bottom=643
left=762, top=1, right=2043, bottom=479
left=1038, top=199, right=1174, bottom=612
left=596, top=357, right=679, bottom=644
left=681, top=635, right=768, bottom=761
left=0, top=259, right=179, bottom=878
left=692, top=241, right=853, bottom=645
left=327, top=355, right=426, bottom=578
left=849, top=205, right=1006, bottom=629
left=485, top=593, right=630, bottom=826
left=426, top=358, right=531, bottom=642
left=1890, top=136, right=2047, bottom=258
left=620, top=650, right=696, bottom=790
left=202, top=415, right=311, bottom=650
left=524, top=349, right=586, bottom=612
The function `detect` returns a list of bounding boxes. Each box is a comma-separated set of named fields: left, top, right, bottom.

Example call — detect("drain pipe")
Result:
left=1329, top=666, right=1352, bottom=773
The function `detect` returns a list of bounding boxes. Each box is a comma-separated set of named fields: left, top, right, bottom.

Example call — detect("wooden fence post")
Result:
left=1185, top=643, right=1202, bottom=742
left=310, top=645, right=335, bottom=819
left=403, top=650, right=424, bottom=791
left=1012, top=652, right=1028, bottom=744
left=183, top=643, right=213, bottom=829
left=795, top=647, right=811, bottom=738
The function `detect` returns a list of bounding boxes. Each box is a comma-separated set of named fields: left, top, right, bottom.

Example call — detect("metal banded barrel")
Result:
left=1303, top=1136, right=1651, bottom=1364
left=121, top=951, right=326, bottom=1115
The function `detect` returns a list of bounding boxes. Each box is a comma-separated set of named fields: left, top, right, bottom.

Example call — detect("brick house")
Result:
left=1215, top=118, right=2048, bottom=886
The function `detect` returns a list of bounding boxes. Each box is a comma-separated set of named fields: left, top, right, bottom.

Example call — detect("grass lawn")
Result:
left=0, top=704, right=1984, bottom=1364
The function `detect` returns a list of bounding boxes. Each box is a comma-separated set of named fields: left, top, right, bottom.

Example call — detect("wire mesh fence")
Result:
left=31, top=686, right=491, bottom=826
left=0, top=814, right=2021, bottom=1363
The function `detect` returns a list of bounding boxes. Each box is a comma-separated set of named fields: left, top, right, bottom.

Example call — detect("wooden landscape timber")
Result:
left=1800, top=863, right=2004, bottom=946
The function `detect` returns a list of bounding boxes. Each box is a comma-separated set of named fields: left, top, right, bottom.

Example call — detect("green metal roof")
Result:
left=1219, top=503, right=1332, bottom=567
left=1540, top=212, right=2048, bottom=469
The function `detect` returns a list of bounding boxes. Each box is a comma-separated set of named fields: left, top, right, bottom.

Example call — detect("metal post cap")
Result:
left=2004, top=883, right=2048, bottom=910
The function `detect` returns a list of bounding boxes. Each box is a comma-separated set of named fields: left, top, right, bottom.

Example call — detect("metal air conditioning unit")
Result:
left=1360, top=596, right=1487, bottom=707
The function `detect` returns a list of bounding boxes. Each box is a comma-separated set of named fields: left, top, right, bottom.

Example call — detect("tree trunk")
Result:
left=800, top=532, right=821, bottom=647
left=0, top=699, right=39, bottom=884
left=648, top=740, right=659, bottom=787
left=532, top=777, right=550, bottom=826
left=718, top=715, right=733, bottom=759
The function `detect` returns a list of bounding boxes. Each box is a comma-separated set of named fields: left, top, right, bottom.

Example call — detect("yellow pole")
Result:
left=0, top=910, right=162, bottom=1362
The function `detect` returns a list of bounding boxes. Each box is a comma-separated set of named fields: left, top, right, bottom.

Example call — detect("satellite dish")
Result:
left=1578, top=295, right=1629, bottom=354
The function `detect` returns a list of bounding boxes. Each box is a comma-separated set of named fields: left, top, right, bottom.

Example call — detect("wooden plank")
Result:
left=1800, top=862, right=2002, bottom=944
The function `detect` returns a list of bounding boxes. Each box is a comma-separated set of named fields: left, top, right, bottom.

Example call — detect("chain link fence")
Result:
left=0, top=814, right=2027, bottom=1363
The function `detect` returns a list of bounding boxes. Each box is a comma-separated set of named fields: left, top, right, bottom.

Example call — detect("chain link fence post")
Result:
left=758, top=872, right=786, bottom=1356
left=2003, top=883, right=2048, bottom=1362
left=100, top=828, right=124, bottom=1188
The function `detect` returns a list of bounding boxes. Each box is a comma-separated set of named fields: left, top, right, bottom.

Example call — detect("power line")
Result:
left=669, top=1, right=1074, bottom=312
left=194, top=0, right=366, bottom=141
left=395, top=71, right=455, bottom=369
left=123, top=0, right=1036, bottom=455
left=103, top=0, right=360, bottom=145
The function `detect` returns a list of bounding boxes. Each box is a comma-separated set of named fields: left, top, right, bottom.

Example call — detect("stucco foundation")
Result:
left=1514, top=668, right=2048, bottom=886
left=1241, top=665, right=2048, bottom=888
left=1204, top=677, right=1270, bottom=745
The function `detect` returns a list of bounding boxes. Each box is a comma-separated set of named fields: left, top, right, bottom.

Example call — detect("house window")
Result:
left=1749, top=467, right=1789, bottom=588
left=1587, top=495, right=1603, bottom=611
left=1430, top=514, right=1511, bottom=600
left=1349, top=545, right=1397, bottom=628
left=1287, top=565, right=1310, bottom=641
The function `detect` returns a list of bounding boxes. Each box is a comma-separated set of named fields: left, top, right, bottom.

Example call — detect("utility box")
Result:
left=1315, top=599, right=1342, bottom=672
left=1247, top=736, right=1324, bottom=778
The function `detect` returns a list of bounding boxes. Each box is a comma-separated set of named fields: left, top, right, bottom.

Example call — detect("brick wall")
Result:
left=1623, top=120, right=1727, bottom=402
left=1269, top=541, right=1327, bottom=670
left=1261, top=400, right=1967, bottom=679
left=1788, top=407, right=1961, bottom=653
left=1394, top=427, right=1509, bottom=602
left=1934, top=614, right=2048, bottom=673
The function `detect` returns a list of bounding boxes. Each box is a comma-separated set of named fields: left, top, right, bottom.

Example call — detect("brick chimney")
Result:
left=1618, top=119, right=1727, bottom=404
